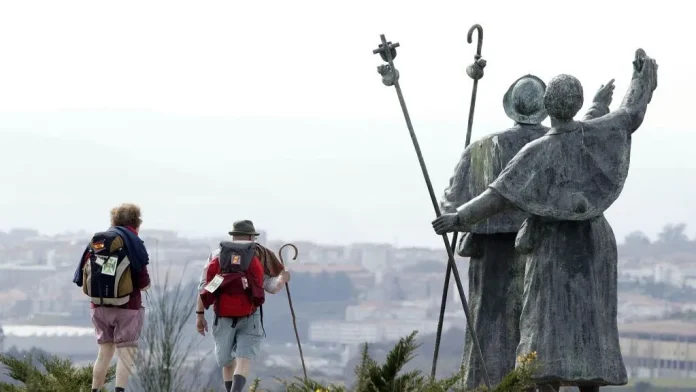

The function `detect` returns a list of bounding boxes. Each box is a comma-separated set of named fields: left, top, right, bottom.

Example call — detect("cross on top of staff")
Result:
left=373, top=34, right=399, bottom=63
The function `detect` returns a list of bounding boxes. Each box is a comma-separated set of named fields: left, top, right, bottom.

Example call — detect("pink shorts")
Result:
left=90, top=307, right=145, bottom=347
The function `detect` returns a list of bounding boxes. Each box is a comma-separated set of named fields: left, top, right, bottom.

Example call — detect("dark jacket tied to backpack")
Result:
left=73, top=226, right=149, bottom=287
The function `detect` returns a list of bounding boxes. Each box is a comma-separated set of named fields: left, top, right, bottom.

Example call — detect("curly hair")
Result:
left=544, top=74, right=584, bottom=120
left=110, top=203, right=142, bottom=229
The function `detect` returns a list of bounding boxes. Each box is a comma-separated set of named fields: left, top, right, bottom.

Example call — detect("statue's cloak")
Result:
left=490, top=117, right=632, bottom=220
left=441, top=124, right=548, bottom=233
left=486, top=114, right=633, bottom=386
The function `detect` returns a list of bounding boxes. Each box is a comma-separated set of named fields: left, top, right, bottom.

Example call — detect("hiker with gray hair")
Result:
left=440, top=74, right=615, bottom=389
left=196, top=220, right=289, bottom=392
left=73, top=203, right=151, bottom=392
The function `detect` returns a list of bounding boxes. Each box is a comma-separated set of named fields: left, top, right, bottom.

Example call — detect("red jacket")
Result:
left=201, top=251, right=264, bottom=316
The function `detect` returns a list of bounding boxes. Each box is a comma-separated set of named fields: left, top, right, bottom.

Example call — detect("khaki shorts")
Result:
left=212, top=311, right=263, bottom=366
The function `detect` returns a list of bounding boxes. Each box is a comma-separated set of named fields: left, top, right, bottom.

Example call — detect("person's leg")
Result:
left=232, top=358, right=252, bottom=391
left=112, top=308, right=145, bottom=392
left=90, top=307, right=116, bottom=390
left=223, top=359, right=237, bottom=392
left=231, top=313, right=263, bottom=392
left=114, top=346, right=137, bottom=392
left=92, top=343, right=116, bottom=390
left=212, top=317, right=237, bottom=392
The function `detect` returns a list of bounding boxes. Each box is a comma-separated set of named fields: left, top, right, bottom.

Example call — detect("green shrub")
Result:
left=0, top=352, right=115, bottom=392
left=0, top=331, right=538, bottom=392
left=275, top=331, right=538, bottom=392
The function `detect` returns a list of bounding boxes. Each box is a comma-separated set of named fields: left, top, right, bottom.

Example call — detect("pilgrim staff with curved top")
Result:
left=278, top=243, right=308, bottom=384
left=431, top=24, right=486, bottom=380
left=439, top=72, right=549, bottom=389
left=372, top=33, right=492, bottom=390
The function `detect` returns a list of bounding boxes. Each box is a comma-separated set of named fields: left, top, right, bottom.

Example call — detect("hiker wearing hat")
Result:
left=439, top=75, right=614, bottom=389
left=196, top=220, right=289, bottom=392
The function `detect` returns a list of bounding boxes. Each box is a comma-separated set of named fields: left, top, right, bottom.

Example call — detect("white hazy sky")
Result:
left=0, top=0, right=693, bottom=248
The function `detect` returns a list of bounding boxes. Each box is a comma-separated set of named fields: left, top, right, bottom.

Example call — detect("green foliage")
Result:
left=487, top=352, right=538, bottom=392
left=0, top=330, right=538, bottom=392
left=275, top=331, right=538, bottom=392
left=0, top=352, right=115, bottom=392
left=278, top=376, right=347, bottom=392
left=249, top=377, right=261, bottom=391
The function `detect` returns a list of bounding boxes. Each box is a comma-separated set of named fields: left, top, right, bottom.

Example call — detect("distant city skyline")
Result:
left=1, top=214, right=694, bottom=247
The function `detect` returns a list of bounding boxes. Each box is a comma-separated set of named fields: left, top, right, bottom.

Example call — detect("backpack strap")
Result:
left=259, top=305, right=266, bottom=337
left=86, top=250, right=107, bottom=306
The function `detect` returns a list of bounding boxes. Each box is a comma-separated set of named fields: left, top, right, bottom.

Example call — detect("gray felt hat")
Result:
left=228, top=220, right=260, bottom=236
left=503, top=74, right=548, bottom=125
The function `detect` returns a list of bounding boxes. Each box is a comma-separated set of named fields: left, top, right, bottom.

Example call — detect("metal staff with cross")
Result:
left=372, top=34, right=491, bottom=389
left=431, top=23, right=487, bottom=380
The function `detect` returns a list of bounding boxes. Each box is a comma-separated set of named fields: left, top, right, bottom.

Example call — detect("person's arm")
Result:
left=198, top=252, right=213, bottom=292
left=196, top=295, right=206, bottom=314
left=440, top=145, right=473, bottom=214
left=582, top=80, right=613, bottom=121
left=454, top=189, right=515, bottom=231
left=619, top=51, right=658, bottom=133
left=263, top=270, right=290, bottom=294
left=586, top=51, right=658, bottom=134
left=264, top=274, right=281, bottom=294
left=196, top=256, right=218, bottom=313
left=581, top=102, right=610, bottom=121
left=139, top=265, right=151, bottom=291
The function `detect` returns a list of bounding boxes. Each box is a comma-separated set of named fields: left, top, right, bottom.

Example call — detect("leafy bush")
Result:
left=0, top=352, right=115, bottom=392
left=275, top=331, right=538, bottom=392
left=0, top=331, right=538, bottom=392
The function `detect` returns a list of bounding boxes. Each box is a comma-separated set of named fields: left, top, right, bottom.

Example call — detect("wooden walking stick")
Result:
left=278, top=243, right=308, bottom=383
left=431, top=24, right=487, bottom=380
left=373, top=33, right=491, bottom=389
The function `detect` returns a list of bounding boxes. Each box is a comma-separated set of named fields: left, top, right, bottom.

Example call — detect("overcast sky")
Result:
left=0, top=0, right=693, bottom=248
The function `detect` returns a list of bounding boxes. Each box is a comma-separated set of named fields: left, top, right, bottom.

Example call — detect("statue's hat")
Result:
left=503, top=74, right=548, bottom=124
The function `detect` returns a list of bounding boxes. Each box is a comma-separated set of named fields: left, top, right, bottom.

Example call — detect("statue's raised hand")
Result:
left=593, top=79, right=615, bottom=107
left=632, top=49, right=658, bottom=104
left=643, top=57, right=658, bottom=93
left=633, top=49, right=658, bottom=92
